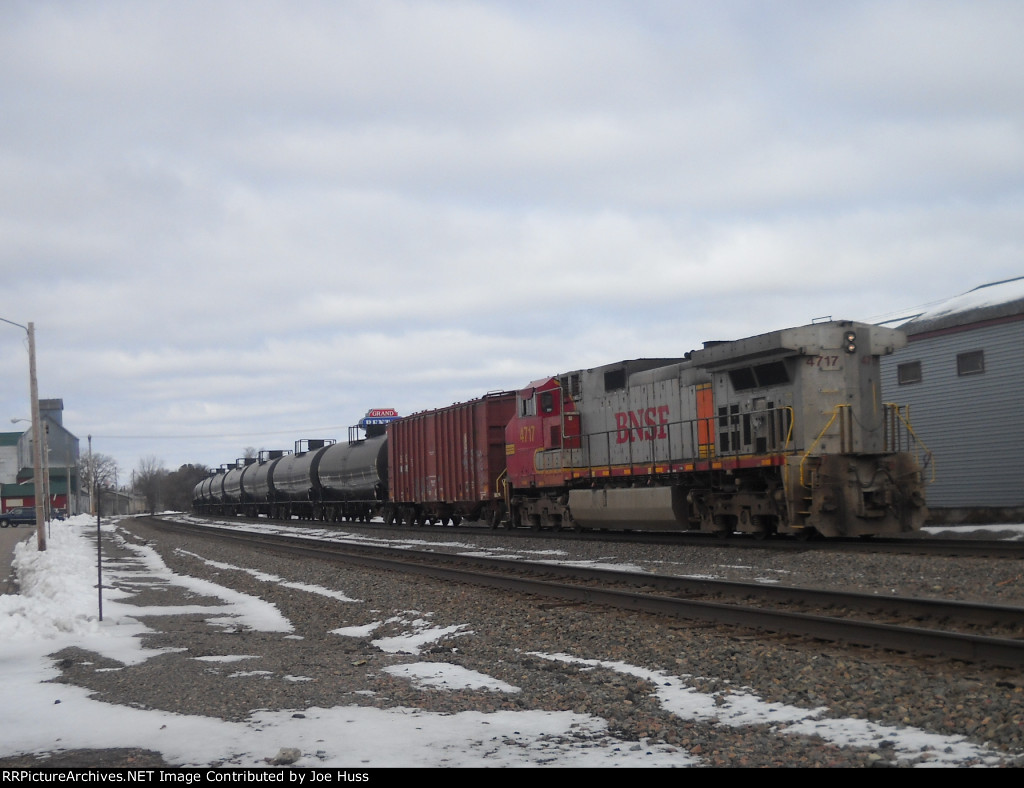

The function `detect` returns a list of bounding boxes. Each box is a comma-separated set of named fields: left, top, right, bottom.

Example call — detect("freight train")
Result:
left=193, top=320, right=930, bottom=538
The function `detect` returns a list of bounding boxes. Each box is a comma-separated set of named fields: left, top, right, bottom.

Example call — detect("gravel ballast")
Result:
left=6, top=518, right=1023, bottom=768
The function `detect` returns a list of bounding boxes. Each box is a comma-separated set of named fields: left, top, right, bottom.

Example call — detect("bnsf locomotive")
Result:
left=193, top=320, right=929, bottom=538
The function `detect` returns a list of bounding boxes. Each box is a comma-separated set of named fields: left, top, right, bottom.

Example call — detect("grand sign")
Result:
left=360, top=408, right=400, bottom=427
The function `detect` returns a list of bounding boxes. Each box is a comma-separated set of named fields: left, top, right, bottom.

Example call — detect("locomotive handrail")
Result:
left=496, top=468, right=508, bottom=500
left=799, top=404, right=848, bottom=487
left=555, top=405, right=800, bottom=475
left=782, top=406, right=795, bottom=452
left=884, top=403, right=936, bottom=483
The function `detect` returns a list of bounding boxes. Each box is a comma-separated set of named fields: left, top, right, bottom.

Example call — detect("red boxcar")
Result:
left=387, top=391, right=516, bottom=526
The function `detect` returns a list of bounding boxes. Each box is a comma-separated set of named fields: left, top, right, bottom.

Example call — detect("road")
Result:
left=0, top=524, right=36, bottom=594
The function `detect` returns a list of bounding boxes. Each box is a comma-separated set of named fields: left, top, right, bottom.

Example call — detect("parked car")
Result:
left=0, top=507, right=37, bottom=527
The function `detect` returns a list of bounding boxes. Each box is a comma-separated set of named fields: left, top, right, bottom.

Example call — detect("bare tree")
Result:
left=164, top=463, right=210, bottom=511
left=78, top=452, right=120, bottom=512
left=78, top=452, right=119, bottom=489
left=135, top=456, right=168, bottom=514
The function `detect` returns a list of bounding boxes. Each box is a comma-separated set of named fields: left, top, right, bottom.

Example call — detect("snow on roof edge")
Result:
left=898, top=277, right=1024, bottom=335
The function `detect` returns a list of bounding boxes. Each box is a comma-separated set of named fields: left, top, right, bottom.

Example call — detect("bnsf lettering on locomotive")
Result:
left=615, top=406, right=670, bottom=443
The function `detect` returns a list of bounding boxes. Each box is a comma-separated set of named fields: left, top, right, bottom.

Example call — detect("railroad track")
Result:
left=147, top=516, right=1024, bottom=668
left=183, top=513, right=1024, bottom=558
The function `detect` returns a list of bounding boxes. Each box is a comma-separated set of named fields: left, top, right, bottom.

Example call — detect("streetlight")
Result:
left=0, top=318, right=47, bottom=551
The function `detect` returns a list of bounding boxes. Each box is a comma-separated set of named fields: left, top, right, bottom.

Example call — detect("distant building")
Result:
left=0, top=432, right=19, bottom=485
left=0, top=399, right=82, bottom=515
left=880, top=277, right=1024, bottom=522
left=98, top=487, right=146, bottom=516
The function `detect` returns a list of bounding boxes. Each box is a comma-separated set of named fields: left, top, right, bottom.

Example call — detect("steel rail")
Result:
left=170, top=518, right=1024, bottom=625
left=145, top=517, right=1024, bottom=668
left=186, top=512, right=1024, bottom=558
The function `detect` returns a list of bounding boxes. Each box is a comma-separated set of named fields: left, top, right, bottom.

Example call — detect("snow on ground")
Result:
left=1, top=515, right=1021, bottom=767
left=924, top=523, right=1024, bottom=540
left=382, top=662, right=521, bottom=694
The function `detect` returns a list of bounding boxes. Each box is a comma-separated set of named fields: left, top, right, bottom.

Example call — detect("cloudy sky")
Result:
left=1, top=0, right=1021, bottom=479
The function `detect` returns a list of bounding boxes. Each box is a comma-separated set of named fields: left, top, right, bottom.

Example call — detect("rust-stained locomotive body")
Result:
left=504, top=320, right=928, bottom=537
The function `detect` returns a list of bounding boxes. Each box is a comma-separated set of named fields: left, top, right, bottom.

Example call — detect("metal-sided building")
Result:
left=0, top=398, right=81, bottom=515
left=880, top=277, right=1024, bottom=521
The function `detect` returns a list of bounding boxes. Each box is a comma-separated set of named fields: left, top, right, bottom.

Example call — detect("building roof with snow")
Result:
left=899, top=276, right=1024, bottom=337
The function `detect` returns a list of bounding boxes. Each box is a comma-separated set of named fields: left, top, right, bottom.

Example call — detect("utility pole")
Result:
left=28, top=323, right=46, bottom=551
left=0, top=316, right=46, bottom=550
left=88, top=435, right=94, bottom=515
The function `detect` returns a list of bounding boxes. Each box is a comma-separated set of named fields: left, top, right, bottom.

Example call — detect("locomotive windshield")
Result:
left=728, top=360, right=790, bottom=391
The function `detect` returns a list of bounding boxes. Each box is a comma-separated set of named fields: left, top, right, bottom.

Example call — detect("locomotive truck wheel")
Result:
left=751, top=515, right=775, bottom=540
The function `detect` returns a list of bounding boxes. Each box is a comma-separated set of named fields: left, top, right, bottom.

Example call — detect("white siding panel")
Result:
left=881, top=321, right=1024, bottom=508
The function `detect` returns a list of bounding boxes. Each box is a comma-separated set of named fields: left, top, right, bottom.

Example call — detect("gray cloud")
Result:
left=1, top=0, right=1021, bottom=475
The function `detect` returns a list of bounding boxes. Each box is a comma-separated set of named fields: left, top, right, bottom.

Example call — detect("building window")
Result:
left=897, top=361, right=922, bottom=385
left=957, top=350, right=985, bottom=377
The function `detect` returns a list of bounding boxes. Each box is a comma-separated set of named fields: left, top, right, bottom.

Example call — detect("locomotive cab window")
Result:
left=540, top=391, right=556, bottom=414
left=754, top=361, right=789, bottom=386
left=520, top=392, right=536, bottom=417
left=728, top=367, right=757, bottom=391
left=728, top=360, right=790, bottom=391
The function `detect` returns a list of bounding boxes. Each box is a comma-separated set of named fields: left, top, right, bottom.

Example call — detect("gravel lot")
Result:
left=4, top=518, right=1023, bottom=768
